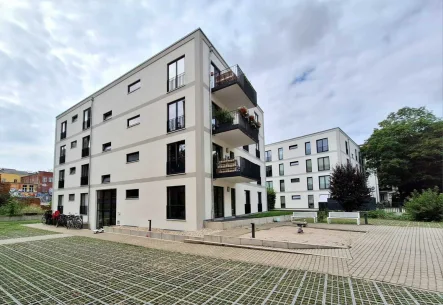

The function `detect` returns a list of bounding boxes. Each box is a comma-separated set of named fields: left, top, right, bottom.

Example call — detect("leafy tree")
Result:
left=361, top=107, right=443, bottom=200
left=267, top=188, right=276, bottom=210
left=404, top=187, right=443, bottom=221
left=329, top=163, right=372, bottom=211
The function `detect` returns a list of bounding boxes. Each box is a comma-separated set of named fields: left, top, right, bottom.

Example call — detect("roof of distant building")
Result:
left=0, top=168, right=32, bottom=176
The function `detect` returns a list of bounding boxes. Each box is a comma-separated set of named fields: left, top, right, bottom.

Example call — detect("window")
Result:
left=103, top=111, right=112, bottom=121
left=72, top=114, right=78, bottom=123
left=290, top=161, right=299, bottom=166
left=266, top=181, right=273, bottom=189
left=70, top=167, right=76, bottom=175
left=292, top=195, right=301, bottom=200
left=355, top=149, right=358, bottom=162
left=83, top=108, right=91, bottom=130
left=22, top=185, right=27, bottom=192
left=127, top=115, right=140, bottom=128
left=279, top=164, right=284, bottom=176
left=59, top=145, right=66, bottom=164
left=258, top=191, right=262, bottom=212
left=210, top=63, right=220, bottom=88
left=127, top=152, right=139, bottom=163
left=316, top=138, right=328, bottom=153
left=305, top=142, right=311, bottom=155
left=307, top=177, right=313, bottom=190
left=167, top=141, right=185, bottom=174
left=43, top=177, right=47, bottom=183
left=57, top=195, right=63, bottom=213
left=80, top=193, right=88, bottom=215
left=126, top=189, right=139, bottom=199
left=243, top=145, right=249, bottom=152
left=128, top=79, right=141, bottom=93
left=266, top=165, right=272, bottom=177
left=29, top=185, right=34, bottom=192
left=308, top=195, right=314, bottom=208
left=80, top=164, right=89, bottom=186
left=318, top=157, right=330, bottom=171
left=280, top=196, right=286, bottom=208
left=319, top=176, right=330, bottom=189
left=13, top=179, right=17, bottom=183
left=347, top=159, right=351, bottom=165
left=291, top=178, right=300, bottom=183
left=278, top=148, right=283, bottom=160
left=265, top=150, right=272, bottom=162
left=167, top=99, right=185, bottom=132
left=345, top=141, right=349, bottom=155
left=289, top=144, right=298, bottom=150
left=306, top=159, right=312, bottom=172
left=280, top=180, right=285, bottom=192
left=254, top=112, right=259, bottom=123
left=101, top=175, right=110, bottom=184
left=168, top=56, right=185, bottom=92
left=58, top=170, right=65, bottom=189
left=60, top=121, right=67, bottom=139
left=69, top=194, right=75, bottom=201
left=71, top=141, right=77, bottom=148
left=102, top=142, right=112, bottom=152
left=255, top=141, right=260, bottom=158
left=82, top=136, right=90, bottom=157
left=167, top=185, right=185, bottom=220
left=49, top=178, right=52, bottom=183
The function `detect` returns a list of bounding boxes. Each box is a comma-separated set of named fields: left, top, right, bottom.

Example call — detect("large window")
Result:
left=58, top=170, right=65, bottom=189
left=279, top=164, right=284, bottom=176
left=167, top=140, right=185, bottom=175
left=168, top=56, right=185, bottom=92
left=167, top=99, right=185, bottom=132
left=266, top=181, right=273, bottom=189
left=265, top=150, right=272, bottom=162
left=308, top=195, right=314, bottom=208
left=57, top=195, right=63, bottom=213
left=127, top=115, right=140, bottom=128
left=280, top=196, right=286, bottom=208
left=280, top=179, right=285, bottom=192
left=127, top=152, right=139, bottom=163
left=83, top=108, right=91, bottom=130
left=316, top=138, right=328, bottom=153
left=80, top=164, right=89, bottom=186
left=305, top=142, right=311, bottom=155
left=80, top=193, right=88, bottom=215
left=128, top=79, right=141, bottom=93
left=59, top=145, right=66, bottom=164
left=345, top=141, right=349, bottom=155
left=60, top=121, right=67, bottom=140
left=306, top=159, right=312, bottom=172
left=278, top=148, right=283, bottom=160
left=307, top=177, right=313, bottom=190
left=167, top=185, right=185, bottom=220
left=126, top=189, right=139, bottom=199
left=266, top=165, right=272, bottom=177
left=318, top=157, right=330, bottom=171
left=82, top=136, right=90, bottom=157
left=319, top=176, right=330, bottom=189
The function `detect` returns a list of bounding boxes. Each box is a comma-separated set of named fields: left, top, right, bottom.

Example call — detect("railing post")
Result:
left=364, top=213, right=368, bottom=225
left=148, top=220, right=151, bottom=232
left=251, top=223, right=255, bottom=238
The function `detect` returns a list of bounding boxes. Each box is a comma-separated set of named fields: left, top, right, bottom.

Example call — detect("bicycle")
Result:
left=66, top=214, right=83, bottom=229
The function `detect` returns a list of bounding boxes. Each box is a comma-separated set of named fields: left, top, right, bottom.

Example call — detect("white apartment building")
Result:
left=265, top=128, right=362, bottom=209
left=53, top=29, right=267, bottom=231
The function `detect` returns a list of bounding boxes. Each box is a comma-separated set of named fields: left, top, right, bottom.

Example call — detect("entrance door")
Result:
left=245, top=190, right=251, bottom=214
left=231, top=188, right=236, bottom=216
left=97, top=189, right=116, bottom=228
left=213, top=186, right=224, bottom=218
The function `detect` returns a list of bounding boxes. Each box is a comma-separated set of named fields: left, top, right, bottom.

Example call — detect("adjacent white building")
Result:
left=265, top=128, right=362, bottom=210
left=53, top=29, right=267, bottom=231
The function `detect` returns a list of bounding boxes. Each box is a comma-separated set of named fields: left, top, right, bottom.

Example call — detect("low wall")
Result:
left=204, top=215, right=292, bottom=230
left=103, top=226, right=203, bottom=242
left=0, top=215, right=42, bottom=222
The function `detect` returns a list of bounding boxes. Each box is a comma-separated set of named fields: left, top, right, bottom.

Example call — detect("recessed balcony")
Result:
left=213, top=156, right=260, bottom=183
left=212, top=65, right=257, bottom=110
left=212, top=109, right=259, bottom=147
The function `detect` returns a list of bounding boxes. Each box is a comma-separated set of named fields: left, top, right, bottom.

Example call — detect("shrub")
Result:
left=214, top=109, right=234, bottom=125
left=267, top=188, right=276, bottom=210
left=0, top=198, right=23, bottom=216
left=404, top=187, right=443, bottom=221
left=20, top=205, right=45, bottom=215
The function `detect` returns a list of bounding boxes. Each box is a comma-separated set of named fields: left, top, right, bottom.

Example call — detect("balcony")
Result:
left=167, top=115, right=185, bottom=133
left=82, top=147, right=90, bottom=158
left=212, top=65, right=257, bottom=110
left=59, top=155, right=66, bottom=164
left=58, top=180, right=64, bottom=189
left=80, top=176, right=88, bottom=186
left=213, top=156, right=260, bottom=183
left=168, top=73, right=185, bottom=92
left=167, top=157, right=185, bottom=175
left=212, top=109, right=259, bottom=147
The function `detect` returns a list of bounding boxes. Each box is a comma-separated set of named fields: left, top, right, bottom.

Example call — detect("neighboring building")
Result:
left=21, top=171, right=53, bottom=193
left=53, top=29, right=266, bottom=230
left=366, top=170, right=381, bottom=203
left=0, top=168, right=30, bottom=183
left=265, top=128, right=361, bottom=210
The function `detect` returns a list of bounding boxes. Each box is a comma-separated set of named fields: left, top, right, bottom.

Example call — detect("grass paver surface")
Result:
left=0, top=236, right=442, bottom=305
left=0, top=221, right=57, bottom=240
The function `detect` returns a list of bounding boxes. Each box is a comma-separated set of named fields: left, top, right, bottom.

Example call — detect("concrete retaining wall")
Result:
left=103, top=226, right=203, bottom=243
left=0, top=215, right=42, bottom=222
left=203, top=215, right=292, bottom=230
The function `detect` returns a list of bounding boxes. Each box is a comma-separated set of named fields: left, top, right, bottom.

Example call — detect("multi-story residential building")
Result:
left=21, top=171, right=53, bottom=193
left=265, top=128, right=361, bottom=209
left=53, top=29, right=266, bottom=230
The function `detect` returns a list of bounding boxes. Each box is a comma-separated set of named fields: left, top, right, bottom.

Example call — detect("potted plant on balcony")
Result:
left=252, top=121, right=261, bottom=129
left=214, top=109, right=234, bottom=125
left=238, top=106, right=248, bottom=119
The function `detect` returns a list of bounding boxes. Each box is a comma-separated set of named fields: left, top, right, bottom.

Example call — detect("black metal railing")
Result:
left=82, top=147, right=90, bottom=158
left=167, top=115, right=185, bottom=133
left=255, top=149, right=260, bottom=158
left=212, top=65, right=257, bottom=106
left=80, top=176, right=88, bottom=186
left=168, top=73, right=185, bottom=92
left=59, top=155, right=66, bottom=164
left=212, top=110, right=259, bottom=143
left=266, top=167, right=272, bottom=177
left=60, top=131, right=66, bottom=140
left=258, top=203, right=262, bottom=212
left=213, top=156, right=260, bottom=182
left=245, top=203, right=251, bottom=214
left=58, top=180, right=64, bottom=189
left=166, top=157, right=185, bottom=175
left=83, top=119, right=91, bottom=130
left=57, top=206, right=63, bottom=214
left=80, top=206, right=88, bottom=215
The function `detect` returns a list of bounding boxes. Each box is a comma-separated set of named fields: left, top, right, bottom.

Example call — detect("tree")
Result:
left=361, top=107, right=443, bottom=200
left=404, top=187, right=443, bottom=221
left=267, top=188, right=276, bottom=210
left=329, top=163, right=372, bottom=211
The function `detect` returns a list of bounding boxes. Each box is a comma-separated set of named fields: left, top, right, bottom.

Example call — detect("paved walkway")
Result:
left=26, top=223, right=443, bottom=292
left=0, top=233, right=72, bottom=245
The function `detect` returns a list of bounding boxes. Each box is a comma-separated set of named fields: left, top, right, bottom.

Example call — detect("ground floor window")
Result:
left=281, top=196, right=286, bottom=208
left=80, top=193, right=88, bottom=215
left=167, top=186, right=186, bottom=220
left=258, top=192, right=262, bottom=212
left=308, top=195, right=314, bottom=209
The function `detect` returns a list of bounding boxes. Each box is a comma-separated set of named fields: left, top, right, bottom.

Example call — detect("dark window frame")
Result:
left=128, top=79, right=141, bottom=94
left=319, top=175, right=330, bottom=189
left=167, top=55, right=185, bottom=92
left=279, top=163, right=284, bottom=176
left=278, top=148, right=283, bottom=160
left=280, top=179, right=285, bottom=192
left=72, top=114, right=78, bottom=123
left=308, top=195, right=314, bottom=208
left=318, top=156, right=330, bottom=171
left=167, top=185, right=186, bottom=220
left=80, top=193, right=88, bottom=215
left=289, top=144, right=298, bottom=150
left=306, top=159, right=312, bottom=172
left=127, top=115, right=140, bottom=128
left=103, top=110, right=113, bottom=121
left=60, top=121, right=67, bottom=139
left=167, top=140, right=186, bottom=175
left=291, top=178, right=300, bottom=183
left=290, top=161, right=299, bottom=166
left=69, top=167, right=76, bottom=175
left=126, top=189, right=139, bottom=199
left=292, top=195, right=301, bottom=200
left=71, top=141, right=77, bottom=149
left=243, top=145, right=249, bottom=152
left=305, top=142, right=311, bottom=155
left=167, top=98, right=185, bottom=132
left=101, top=175, right=111, bottom=184
left=345, top=141, right=349, bottom=155
left=307, top=177, right=313, bottom=190
left=69, top=194, right=75, bottom=201
left=102, top=142, right=112, bottom=152
left=83, top=108, right=91, bottom=130
left=126, top=152, right=140, bottom=163
left=266, top=165, right=272, bottom=177
left=280, top=196, right=286, bottom=208
left=316, top=138, right=329, bottom=153
left=265, top=150, right=272, bottom=162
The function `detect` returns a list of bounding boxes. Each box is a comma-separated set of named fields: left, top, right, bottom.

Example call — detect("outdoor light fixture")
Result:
left=227, top=187, right=230, bottom=192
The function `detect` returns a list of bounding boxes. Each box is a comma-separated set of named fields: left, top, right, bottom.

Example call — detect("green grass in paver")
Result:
left=0, top=237, right=442, bottom=304
left=0, top=221, right=58, bottom=240
left=244, top=211, right=293, bottom=218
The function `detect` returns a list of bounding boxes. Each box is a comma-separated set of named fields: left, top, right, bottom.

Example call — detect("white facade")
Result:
left=265, top=128, right=362, bottom=210
left=53, top=29, right=267, bottom=231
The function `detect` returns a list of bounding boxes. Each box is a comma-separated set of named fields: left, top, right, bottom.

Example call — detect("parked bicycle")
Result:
left=55, top=213, right=83, bottom=229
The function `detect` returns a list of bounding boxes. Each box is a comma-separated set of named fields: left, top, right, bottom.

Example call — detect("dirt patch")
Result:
left=239, top=226, right=365, bottom=248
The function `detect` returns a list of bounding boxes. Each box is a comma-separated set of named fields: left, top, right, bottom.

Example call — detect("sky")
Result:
left=0, top=0, right=442, bottom=172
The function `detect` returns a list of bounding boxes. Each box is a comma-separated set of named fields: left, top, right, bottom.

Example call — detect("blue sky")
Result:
left=0, top=0, right=441, bottom=171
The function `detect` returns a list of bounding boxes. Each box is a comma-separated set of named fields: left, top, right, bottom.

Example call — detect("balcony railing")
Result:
left=245, top=203, right=251, bottom=214
left=80, top=205, right=88, bottom=215
left=212, top=110, right=259, bottom=143
left=255, top=149, right=260, bottom=159
left=167, top=115, right=185, bottom=133
left=57, top=206, right=63, bottom=214
left=166, top=157, right=185, bottom=175
left=266, top=168, right=272, bottom=177
left=60, top=131, right=66, bottom=140
left=212, top=65, right=257, bottom=107
left=213, top=156, right=260, bottom=182
left=80, top=176, right=88, bottom=186
left=59, top=155, right=66, bottom=164
left=82, top=147, right=90, bottom=158
left=168, top=73, right=185, bottom=92
left=83, top=119, right=91, bottom=130
left=58, top=180, right=64, bottom=189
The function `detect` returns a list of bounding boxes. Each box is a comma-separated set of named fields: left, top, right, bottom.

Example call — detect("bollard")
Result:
left=364, top=213, right=368, bottom=225
left=148, top=220, right=152, bottom=231
left=251, top=223, right=255, bottom=238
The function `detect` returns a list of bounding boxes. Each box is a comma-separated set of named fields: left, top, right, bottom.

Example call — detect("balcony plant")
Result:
left=238, top=106, right=248, bottom=118
left=214, top=109, right=234, bottom=125
left=251, top=121, right=261, bottom=129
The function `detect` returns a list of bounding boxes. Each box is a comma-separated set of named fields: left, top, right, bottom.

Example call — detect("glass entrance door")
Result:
left=97, top=189, right=116, bottom=228
left=213, top=186, right=224, bottom=218
left=231, top=188, right=236, bottom=216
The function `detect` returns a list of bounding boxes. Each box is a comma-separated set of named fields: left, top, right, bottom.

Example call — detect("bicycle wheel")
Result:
left=74, top=217, right=83, bottom=229
left=41, top=215, right=46, bottom=224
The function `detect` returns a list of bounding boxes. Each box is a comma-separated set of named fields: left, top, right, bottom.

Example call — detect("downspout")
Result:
left=208, top=47, right=214, bottom=220
left=87, top=97, right=94, bottom=229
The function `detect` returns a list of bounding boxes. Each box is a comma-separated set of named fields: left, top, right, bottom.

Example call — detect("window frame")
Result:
left=290, top=161, right=299, bottom=166
left=103, top=110, right=113, bottom=121
left=167, top=56, right=185, bottom=92
left=318, top=156, right=330, bottom=171
left=308, top=195, right=314, bottom=208
left=126, top=189, right=139, bottom=199
left=319, top=175, right=330, bottom=189
left=101, top=175, right=111, bottom=184
left=278, top=148, right=283, bottom=160
left=60, top=121, right=67, bottom=139
left=306, top=159, right=312, bottom=172
left=280, top=179, right=285, bottom=192
left=69, top=167, right=76, bottom=175
left=83, top=108, right=91, bottom=130
left=280, top=196, right=286, bottom=208
left=279, top=163, right=284, bottom=176
left=72, top=114, right=78, bottom=123
left=305, top=142, right=311, bottom=155
left=166, top=185, right=186, bottom=220
left=102, top=142, right=112, bottom=152
left=80, top=193, right=88, bottom=215
left=289, top=144, right=298, bottom=150
left=69, top=194, right=75, bottom=201
left=291, top=178, right=300, bottom=183
left=71, top=141, right=77, bottom=149
left=307, top=177, right=313, bottom=190
left=292, top=195, right=301, bottom=200
left=127, top=115, right=140, bottom=128
left=266, top=165, right=272, bottom=177
left=316, top=138, right=329, bottom=153
left=266, top=181, right=273, bottom=189
left=345, top=141, right=349, bottom=155
left=167, top=98, right=185, bottom=132
left=126, top=152, right=140, bottom=163
left=265, top=150, right=272, bottom=162
left=128, top=79, right=141, bottom=94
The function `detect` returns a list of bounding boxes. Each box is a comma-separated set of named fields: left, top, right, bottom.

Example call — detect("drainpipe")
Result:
left=208, top=47, right=215, bottom=220
left=87, top=97, right=94, bottom=229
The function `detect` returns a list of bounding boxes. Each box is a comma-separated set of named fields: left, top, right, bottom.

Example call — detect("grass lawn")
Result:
left=0, top=220, right=58, bottom=240
left=244, top=210, right=293, bottom=218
